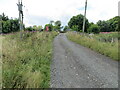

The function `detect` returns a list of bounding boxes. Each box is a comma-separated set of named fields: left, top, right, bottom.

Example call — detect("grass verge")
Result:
left=2, top=31, right=58, bottom=88
left=67, top=32, right=119, bottom=61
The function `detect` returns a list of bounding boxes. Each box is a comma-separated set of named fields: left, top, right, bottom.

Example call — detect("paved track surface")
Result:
left=50, top=33, right=118, bottom=88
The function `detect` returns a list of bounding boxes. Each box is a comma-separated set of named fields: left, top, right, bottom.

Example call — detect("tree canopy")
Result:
left=1, top=13, right=20, bottom=34
left=68, top=14, right=120, bottom=33
left=68, top=14, right=89, bottom=32
left=96, top=16, right=120, bottom=32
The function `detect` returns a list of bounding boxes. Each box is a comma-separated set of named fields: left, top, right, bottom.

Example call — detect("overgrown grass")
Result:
left=0, top=35, right=2, bottom=89
left=67, top=32, right=119, bottom=61
left=2, top=31, right=58, bottom=88
left=93, top=32, right=119, bottom=42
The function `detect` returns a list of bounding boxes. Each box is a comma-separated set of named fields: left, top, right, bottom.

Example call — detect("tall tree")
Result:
left=1, top=13, right=8, bottom=21
left=54, top=20, right=61, bottom=31
left=97, top=20, right=109, bottom=32
left=55, top=20, right=61, bottom=27
left=44, top=24, right=53, bottom=31
left=107, top=16, right=120, bottom=32
left=50, top=20, right=54, bottom=25
left=1, top=13, right=19, bottom=33
left=68, top=14, right=89, bottom=32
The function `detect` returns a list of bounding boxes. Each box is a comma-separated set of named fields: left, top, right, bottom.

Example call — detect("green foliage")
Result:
left=54, top=20, right=61, bottom=31
left=44, top=20, right=62, bottom=31
left=44, top=24, right=53, bottom=31
left=68, top=14, right=89, bottom=32
left=63, top=26, right=70, bottom=31
left=33, top=25, right=37, bottom=31
left=97, top=20, right=110, bottom=32
left=107, top=16, right=120, bottom=32
left=49, top=20, right=54, bottom=25
left=25, top=25, right=43, bottom=31
left=53, top=25, right=61, bottom=31
left=1, top=13, right=9, bottom=21
left=71, top=25, right=79, bottom=31
left=1, top=13, right=19, bottom=33
left=67, top=32, right=118, bottom=61
left=25, top=26, right=33, bottom=31
left=68, top=14, right=119, bottom=33
left=54, top=20, right=61, bottom=27
left=97, top=16, right=120, bottom=32
left=88, top=24, right=100, bottom=34
left=2, top=31, right=58, bottom=88
left=93, top=32, right=119, bottom=42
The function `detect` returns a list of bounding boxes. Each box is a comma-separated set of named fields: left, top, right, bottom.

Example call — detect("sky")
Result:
left=0, top=0, right=119, bottom=27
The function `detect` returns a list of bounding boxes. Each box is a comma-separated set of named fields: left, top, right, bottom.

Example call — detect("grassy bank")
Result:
left=2, top=31, right=58, bottom=88
left=67, top=32, right=118, bottom=61
left=0, top=35, right=2, bottom=89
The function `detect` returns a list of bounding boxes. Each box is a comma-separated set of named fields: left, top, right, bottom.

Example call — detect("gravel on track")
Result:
left=50, top=33, right=118, bottom=88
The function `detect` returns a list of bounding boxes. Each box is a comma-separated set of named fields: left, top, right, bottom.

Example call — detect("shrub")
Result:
left=88, top=24, right=100, bottom=34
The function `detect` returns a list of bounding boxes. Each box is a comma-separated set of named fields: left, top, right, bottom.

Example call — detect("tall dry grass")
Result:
left=67, top=32, right=118, bottom=61
left=2, top=31, right=58, bottom=88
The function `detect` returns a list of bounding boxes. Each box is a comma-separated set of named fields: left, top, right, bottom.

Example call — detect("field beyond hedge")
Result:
left=67, top=32, right=119, bottom=61
left=2, top=31, right=58, bottom=88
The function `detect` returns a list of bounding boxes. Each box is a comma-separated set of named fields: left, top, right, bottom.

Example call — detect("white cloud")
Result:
left=0, top=0, right=119, bottom=27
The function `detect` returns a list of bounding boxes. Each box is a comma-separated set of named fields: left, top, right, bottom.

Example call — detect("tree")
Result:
left=55, top=20, right=61, bottom=26
left=2, top=20, right=11, bottom=33
left=2, top=18, right=19, bottom=33
left=71, top=25, right=79, bottom=31
left=54, top=20, right=61, bottom=31
left=1, top=13, right=8, bottom=21
left=97, top=16, right=120, bottom=32
left=107, top=16, right=120, bottom=32
left=63, top=26, right=70, bottom=31
left=33, top=25, right=37, bottom=31
left=88, top=24, right=100, bottom=34
left=68, top=14, right=89, bottom=32
left=44, top=24, right=53, bottom=31
left=25, top=26, right=33, bottom=31
left=1, top=13, right=20, bottom=33
left=37, top=25, right=43, bottom=31
left=97, top=20, right=109, bottom=32
left=50, top=20, right=54, bottom=25
left=10, top=19, right=19, bottom=32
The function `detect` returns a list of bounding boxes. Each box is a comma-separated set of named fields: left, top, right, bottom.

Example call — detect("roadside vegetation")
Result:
left=2, top=31, right=58, bottom=88
left=67, top=32, right=119, bottom=61
left=66, top=14, right=119, bottom=61
left=67, top=14, right=119, bottom=33
left=1, top=11, right=119, bottom=88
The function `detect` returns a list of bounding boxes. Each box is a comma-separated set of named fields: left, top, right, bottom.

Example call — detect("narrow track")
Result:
left=51, top=33, right=118, bottom=88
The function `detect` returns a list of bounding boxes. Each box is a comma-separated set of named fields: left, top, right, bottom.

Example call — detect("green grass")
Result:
left=93, top=32, right=119, bottom=42
left=67, top=32, right=119, bottom=61
left=0, top=35, right=2, bottom=89
left=2, top=31, right=58, bottom=88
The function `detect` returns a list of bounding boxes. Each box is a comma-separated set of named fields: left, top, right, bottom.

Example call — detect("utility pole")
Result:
left=17, top=0, right=23, bottom=39
left=82, top=0, right=87, bottom=33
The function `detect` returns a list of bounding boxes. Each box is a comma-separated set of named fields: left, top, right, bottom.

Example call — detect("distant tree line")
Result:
left=67, top=14, right=120, bottom=34
left=25, top=20, right=62, bottom=32
left=0, top=13, right=20, bottom=34
left=1, top=13, right=119, bottom=34
left=44, top=20, right=62, bottom=31
left=25, top=25, right=43, bottom=31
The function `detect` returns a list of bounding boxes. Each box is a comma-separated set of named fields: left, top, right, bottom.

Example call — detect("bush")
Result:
left=25, top=26, right=33, bottom=31
left=88, top=24, right=100, bottom=34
